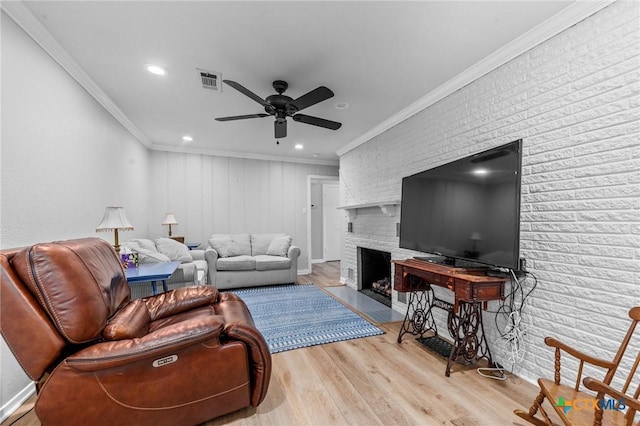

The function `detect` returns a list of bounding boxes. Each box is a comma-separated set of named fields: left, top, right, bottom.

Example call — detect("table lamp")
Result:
left=161, top=213, right=178, bottom=237
left=96, top=206, right=134, bottom=254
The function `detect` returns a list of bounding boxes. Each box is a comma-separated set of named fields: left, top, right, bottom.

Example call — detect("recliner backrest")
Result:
left=11, top=238, right=130, bottom=344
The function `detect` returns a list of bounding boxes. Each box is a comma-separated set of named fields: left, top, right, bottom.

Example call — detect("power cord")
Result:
left=478, top=269, right=537, bottom=381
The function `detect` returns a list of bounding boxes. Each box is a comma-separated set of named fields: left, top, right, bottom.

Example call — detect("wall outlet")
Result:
left=519, top=257, right=527, bottom=272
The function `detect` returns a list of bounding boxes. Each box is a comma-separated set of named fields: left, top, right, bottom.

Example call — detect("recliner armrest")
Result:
left=144, top=286, right=218, bottom=321
left=67, top=314, right=225, bottom=372
left=103, top=299, right=151, bottom=340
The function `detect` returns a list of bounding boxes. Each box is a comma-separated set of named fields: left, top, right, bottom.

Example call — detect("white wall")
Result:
left=339, top=0, right=639, bottom=385
left=0, top=12, right=151, bottom=419
left=148, top=150, right=338, bottom=271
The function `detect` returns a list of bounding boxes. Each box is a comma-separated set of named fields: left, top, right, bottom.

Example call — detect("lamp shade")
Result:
left=161, top=213, right=179, bottom=225
left=96, top=207, right=134, bottom=232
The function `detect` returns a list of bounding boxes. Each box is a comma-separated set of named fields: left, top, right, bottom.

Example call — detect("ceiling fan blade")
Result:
left=223, top=80, right=270, bottom=108
left=292, top=114, right=342, bottom=130
left=215, top=113, right=269, bottom=122
left=289, top=86, right=334, bottom=112
left=275, top=119, right=287, bottom=139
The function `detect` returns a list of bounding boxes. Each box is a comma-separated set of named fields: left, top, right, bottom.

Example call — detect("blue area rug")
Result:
left=232, top=284, right=384, bottom=353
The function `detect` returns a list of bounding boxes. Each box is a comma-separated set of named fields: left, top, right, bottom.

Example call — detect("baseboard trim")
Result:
left=0, top=382, right=35, bottom=423
left=311, top=259, right=325, bottom=264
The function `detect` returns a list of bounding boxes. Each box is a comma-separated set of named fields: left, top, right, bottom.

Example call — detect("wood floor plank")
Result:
left=305, top=345, right=384, bottom=426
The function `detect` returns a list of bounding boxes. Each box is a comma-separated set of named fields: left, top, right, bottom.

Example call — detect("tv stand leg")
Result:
left=397, top=282, right=436, bottom=343
left=446, top=300, right=492, bottom=376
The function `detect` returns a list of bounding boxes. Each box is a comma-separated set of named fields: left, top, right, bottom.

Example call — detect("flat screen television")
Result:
left=399, top=139, right=523, bottom=270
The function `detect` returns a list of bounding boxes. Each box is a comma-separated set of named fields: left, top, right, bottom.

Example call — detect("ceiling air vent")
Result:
left=197, top=69, right=222, bottom=92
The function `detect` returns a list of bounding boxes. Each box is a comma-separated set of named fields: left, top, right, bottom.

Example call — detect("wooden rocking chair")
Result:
left=514, top=306, right=640, bottom=426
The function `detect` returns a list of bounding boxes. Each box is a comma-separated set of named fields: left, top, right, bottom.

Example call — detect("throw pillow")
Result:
left=266, top=235, right=292, bottom=257
left=137, top=250, right=172, bottom=264
left=154, top=237, right=193, bottom=263
left=208, top=236, right=243, bottom=258
left=127, top=238, right=157, bottom=253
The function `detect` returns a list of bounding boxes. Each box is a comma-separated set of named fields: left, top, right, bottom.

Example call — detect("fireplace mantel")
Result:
left=338, top=200, right=400, bottom=221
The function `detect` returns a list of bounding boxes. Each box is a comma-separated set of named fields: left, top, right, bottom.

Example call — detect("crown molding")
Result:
left=150, top=143, right=340, bottom=167
left=1, top=1, right=152, bottom=148
left=336, top=0, right=615, bottom=157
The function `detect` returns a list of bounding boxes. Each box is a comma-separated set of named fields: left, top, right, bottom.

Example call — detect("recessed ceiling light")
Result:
left=294, top=144, right=304, bottom=150
left=182, top=135, right=193, bottom=143
left=334, top=101, right=349, bottom=110
left=145, top=64, right=168, bottom=76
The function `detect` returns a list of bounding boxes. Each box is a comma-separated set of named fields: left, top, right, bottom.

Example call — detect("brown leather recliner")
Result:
left=0, top=237, right=271, bottom=425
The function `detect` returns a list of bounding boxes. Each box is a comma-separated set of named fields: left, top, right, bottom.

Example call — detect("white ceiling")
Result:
left=17, top=1, right=576, bottom=165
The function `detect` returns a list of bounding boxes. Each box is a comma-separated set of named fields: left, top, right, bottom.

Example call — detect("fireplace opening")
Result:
left=358, top=247, right=392, bottom=307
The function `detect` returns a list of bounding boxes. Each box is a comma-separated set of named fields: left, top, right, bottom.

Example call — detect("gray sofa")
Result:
left=205, top=233, right=300, bottom=289
left=121, top=237, right=208, bottom=298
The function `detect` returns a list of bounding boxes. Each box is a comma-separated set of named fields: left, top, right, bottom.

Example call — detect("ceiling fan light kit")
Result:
left=215, top=79, right=342, bottom=138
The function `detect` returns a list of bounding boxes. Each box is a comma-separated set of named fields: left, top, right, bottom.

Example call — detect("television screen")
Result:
left=399, top=140, right=523, bottom=270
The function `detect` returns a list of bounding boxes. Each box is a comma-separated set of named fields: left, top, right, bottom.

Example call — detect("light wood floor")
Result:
left=3, top=262, right=539, bottom=426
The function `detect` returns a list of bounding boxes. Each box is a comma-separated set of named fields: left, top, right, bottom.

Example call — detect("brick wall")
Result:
left=339, top=0, right=639, bottom=384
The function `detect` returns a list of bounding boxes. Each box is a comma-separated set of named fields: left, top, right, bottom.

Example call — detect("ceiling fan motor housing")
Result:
left=266, top=94, right=296, bottom=116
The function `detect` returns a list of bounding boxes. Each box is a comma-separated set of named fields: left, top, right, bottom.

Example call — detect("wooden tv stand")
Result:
left=392, top=258, right=507, bottom=376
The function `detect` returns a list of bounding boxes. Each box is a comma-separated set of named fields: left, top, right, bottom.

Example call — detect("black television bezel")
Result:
left=399, top=139, right=523, bottom=271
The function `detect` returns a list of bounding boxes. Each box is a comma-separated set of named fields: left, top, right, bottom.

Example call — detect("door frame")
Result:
left=306, top=175, right=339, bottom=274
left=322, top=183, right=341, bottom=262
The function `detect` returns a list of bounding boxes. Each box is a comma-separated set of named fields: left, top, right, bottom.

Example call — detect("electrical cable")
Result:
left=477, top=269, right=537, bottom=381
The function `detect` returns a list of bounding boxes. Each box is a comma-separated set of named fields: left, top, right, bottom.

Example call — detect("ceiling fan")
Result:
left=215, top=80, right=342, bottom=139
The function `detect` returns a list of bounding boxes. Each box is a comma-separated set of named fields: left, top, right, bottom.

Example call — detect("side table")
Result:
left=125, top=261, right=180, bottom=295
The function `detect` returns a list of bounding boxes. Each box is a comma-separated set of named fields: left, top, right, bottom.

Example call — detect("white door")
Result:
left=322, top=184, right=342, bottom=261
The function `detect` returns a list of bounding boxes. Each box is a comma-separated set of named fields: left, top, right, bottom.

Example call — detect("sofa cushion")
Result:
left=209, top=234, right=251, bottom=256
left=254, top=255, right=292, bottom=271
left=266, top=236, right=292, bottom=257
left=251, top=234, right=286, bottom=256
left=208, top=236, right=243, bottom=258
left=216, top=255, right=256, bottom=271
left=122, top=240, right=171, bottom=264
left=127, top=238, right=158, bottom=253
left=155, top=237, right=193, bottom=263
left=138, top=251, right=172, bottom=263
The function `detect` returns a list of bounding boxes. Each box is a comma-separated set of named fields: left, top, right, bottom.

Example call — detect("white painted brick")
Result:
left=339, top=1, right=640, bottom=386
